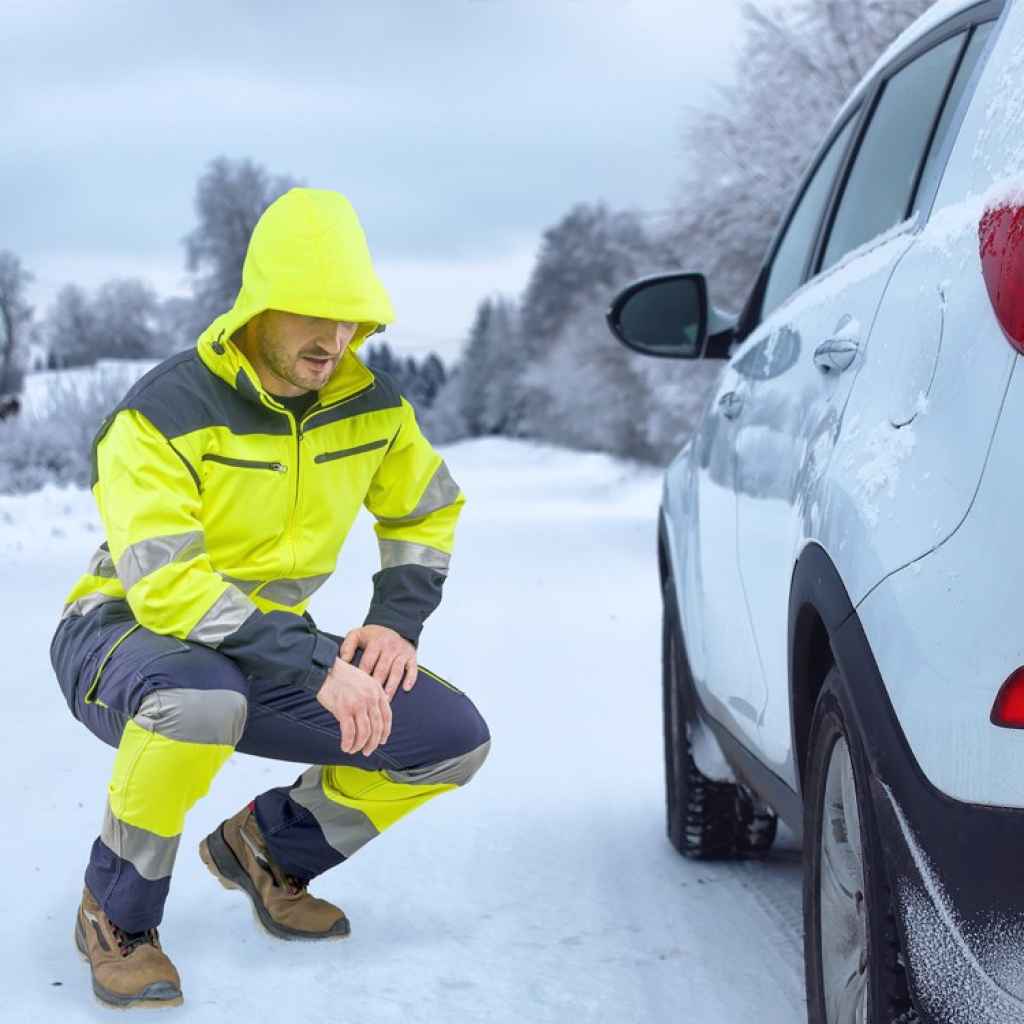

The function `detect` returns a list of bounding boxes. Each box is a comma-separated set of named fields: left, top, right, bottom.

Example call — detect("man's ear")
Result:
left=233, top=311, right=261, bottom=347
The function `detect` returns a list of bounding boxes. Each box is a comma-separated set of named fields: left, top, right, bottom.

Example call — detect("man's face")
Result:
left=246, top=310, right=360, bottom=395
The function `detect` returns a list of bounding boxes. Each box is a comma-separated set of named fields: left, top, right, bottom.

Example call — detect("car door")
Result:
left=685, top=355, right=764, bottom=748
left=732, top=27, right=976, bottom=782
left=683, top=114, right=861, bottom=751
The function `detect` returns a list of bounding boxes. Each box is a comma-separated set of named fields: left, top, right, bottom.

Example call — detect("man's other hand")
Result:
left=317, top=658, right=393, bottom=756
left=338, top=625, right=418, bottom=700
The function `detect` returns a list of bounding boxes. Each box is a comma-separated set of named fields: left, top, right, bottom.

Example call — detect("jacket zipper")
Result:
left=284, top=380, right=377, bottom=577
left=201, top=453, right=287, bottom=472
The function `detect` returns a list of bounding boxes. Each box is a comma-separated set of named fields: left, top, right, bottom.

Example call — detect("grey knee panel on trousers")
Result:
left=133, top=687, right=248, bottom=746
left=384, top=739, right=491, bottom=787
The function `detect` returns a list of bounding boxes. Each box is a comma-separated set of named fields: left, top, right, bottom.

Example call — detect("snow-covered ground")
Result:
left=0, top=438, right=804, bottom=1022
left=20, top=360, right=158, bottom=418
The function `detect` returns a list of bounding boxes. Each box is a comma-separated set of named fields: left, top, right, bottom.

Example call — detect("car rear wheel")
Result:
left=804, top=666, right=915, bottom=1023
left=662, top=581, right=777, bottom=858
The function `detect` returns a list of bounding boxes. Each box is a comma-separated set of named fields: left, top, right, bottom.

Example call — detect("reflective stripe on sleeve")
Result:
left=186, top=586, right=256, bottom=646
left=86, top=544, right=118, bottom=579
left=60, top=590, right=121, bottom=621
left=219, top=574, right=263, bottom=595
left=259, top=574, right=332, bottom=605
left=116, top=531, right=206, bottom=591
left=377, top=539, right=450, bottom=574
left=373, top=461, right=461, bottom=525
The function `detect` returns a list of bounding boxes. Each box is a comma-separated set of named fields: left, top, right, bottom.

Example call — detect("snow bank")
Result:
left=1, top=437, right=807, bottom=1023
left=0, top=483, right=100, bottom=559
left=20, top=359, right=157, bottom=418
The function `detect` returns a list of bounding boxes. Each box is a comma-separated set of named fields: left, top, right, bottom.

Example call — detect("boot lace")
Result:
left=111, top=923, right=158, bottom=957
left=283, top=875, right=309, bottom=897
left=252, top=839, right=309, bottom=896
left=243, top=810, right=310, bottom=897
left=266, top=857, right=308, bottom=897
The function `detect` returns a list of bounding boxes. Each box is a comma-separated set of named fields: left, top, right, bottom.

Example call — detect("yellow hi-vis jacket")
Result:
left=59, top=187, right=465, bottom=693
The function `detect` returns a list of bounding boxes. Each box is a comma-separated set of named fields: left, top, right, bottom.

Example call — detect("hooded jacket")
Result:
left=59, top=188, right=464, bottom=696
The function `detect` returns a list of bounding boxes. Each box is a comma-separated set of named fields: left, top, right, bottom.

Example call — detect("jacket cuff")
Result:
left=363, top=564, right=445, bottom=647
left=362, top=609, right=421, bottom=647
left=298, top=630, right=341, bottom=692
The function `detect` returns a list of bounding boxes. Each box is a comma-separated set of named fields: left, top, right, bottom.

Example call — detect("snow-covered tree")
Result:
left=157, top=295, right=200, bottom=355
left=45, top=278, right=166, bottom=365
left=45, top=284, right=95, bottom=367
left=456, top=296, right=521, bottom=436
left=520, top=203, right=673, bottom=349
left=419, top=367, right=470, bottom=444
left=670, top=0, right=934, bottom=310
left=0, top=251, right=33, bottom=395
left=362, top=340, right=449, bottom=415
left=91, top=279, right=163, bottom=360
left=183, top=156, right=301, bottom=336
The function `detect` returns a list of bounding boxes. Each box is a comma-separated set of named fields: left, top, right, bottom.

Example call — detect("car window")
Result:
left=760, top=116, right=857, bottom=320
left=820, top=32, right=965, bottom=272
left=913, top=22, right=995, bottom=213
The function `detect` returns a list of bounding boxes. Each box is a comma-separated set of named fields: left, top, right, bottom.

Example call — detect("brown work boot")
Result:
left=199, top=803, right=350, bottom=941
left=74, top=887, right=183, bottom=1009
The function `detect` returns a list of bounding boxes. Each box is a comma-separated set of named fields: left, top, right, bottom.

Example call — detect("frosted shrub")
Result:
left=0, top=372, right=130, bottom=494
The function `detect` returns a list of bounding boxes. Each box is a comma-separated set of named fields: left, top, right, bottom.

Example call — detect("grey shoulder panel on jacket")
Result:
left=107, top=350, right=291, bottom=440
left=302, top=366, right=404, bottom=434
left=366, top=368, right=404, bottom=407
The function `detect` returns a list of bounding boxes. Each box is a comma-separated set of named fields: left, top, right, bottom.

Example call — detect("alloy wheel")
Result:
left=820, top=736, right=869, bottom=1024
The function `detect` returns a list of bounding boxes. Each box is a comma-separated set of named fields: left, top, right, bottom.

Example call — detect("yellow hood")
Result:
left=196, top=187, right=395, bottom=402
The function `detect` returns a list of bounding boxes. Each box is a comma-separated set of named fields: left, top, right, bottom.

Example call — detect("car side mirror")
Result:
left=606, top=272, right=734, bottom=360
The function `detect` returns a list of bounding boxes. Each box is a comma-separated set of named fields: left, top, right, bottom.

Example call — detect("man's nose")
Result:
left=318, top=329, right=343, bottom=355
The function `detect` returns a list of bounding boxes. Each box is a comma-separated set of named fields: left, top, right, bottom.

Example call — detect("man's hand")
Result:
left=339, top=625, right=418, bottom=700
left=317, top=657, right=393, bottom=756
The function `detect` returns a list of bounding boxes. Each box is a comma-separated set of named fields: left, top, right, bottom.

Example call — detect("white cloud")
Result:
left=6, top=0, right=746, bottom=363
left=375, top=235, right=539, bottom=363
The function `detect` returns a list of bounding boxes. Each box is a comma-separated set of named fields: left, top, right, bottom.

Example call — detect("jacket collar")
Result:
left=196, top=325, right=375, bottom=414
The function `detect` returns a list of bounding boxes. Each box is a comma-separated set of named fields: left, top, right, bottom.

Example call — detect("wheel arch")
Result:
left=788, top=542, right=857, bottom=797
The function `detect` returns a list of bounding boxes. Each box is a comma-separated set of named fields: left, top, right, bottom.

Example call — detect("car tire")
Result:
left=662, top=581, right=777, bottom=859
left=804, top=665, right=915, bottom=1024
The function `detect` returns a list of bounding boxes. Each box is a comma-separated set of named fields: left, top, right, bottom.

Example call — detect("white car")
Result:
left=607, top=1, right=1024, bottom=1020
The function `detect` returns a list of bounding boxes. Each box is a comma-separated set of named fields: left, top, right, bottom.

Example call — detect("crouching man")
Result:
left=49, top=187, right=490, bottom=1009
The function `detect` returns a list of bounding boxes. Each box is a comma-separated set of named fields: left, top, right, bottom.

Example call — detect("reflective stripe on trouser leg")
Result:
left=255, top=740, right=491, bottom=882
left=86, top=689, right=245, bottom=932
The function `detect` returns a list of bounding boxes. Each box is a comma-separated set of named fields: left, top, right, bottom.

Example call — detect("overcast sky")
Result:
left=4, top=0, right=743, bottom=362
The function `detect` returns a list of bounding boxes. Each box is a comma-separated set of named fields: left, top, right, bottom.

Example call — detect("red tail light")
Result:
left=979, top=203, right=1024, bottom=353
left=991, top=667, right=1024, bottom=728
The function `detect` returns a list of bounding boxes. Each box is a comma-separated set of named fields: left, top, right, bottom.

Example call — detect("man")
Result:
left=49, top=187, right=490, bottom=1010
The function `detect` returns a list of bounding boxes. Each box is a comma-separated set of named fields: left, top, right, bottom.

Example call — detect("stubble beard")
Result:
left=257, top=320, right=320, bottom=393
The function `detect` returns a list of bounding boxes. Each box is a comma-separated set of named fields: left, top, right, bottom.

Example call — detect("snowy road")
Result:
left=1, top=438, right=805, bottom=1022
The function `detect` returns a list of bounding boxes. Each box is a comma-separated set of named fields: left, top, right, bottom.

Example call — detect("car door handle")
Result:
left=718, top=390, right=744, bottom=419
left=813, top=337, right=860, bottom=373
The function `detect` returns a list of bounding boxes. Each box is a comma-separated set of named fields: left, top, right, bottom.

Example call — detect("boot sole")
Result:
left=199, top=827, right=350, bottom=942
left=74, top=915, right=183, bottom=1010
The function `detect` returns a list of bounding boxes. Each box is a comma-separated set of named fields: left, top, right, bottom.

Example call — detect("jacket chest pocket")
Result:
left=306, top=438, right=388, bottom=516
left=313, top=438, right=388, bottom=464
left=199, top=451, right=291, bottom=536
left=201, top=453, right=288, bottom=473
